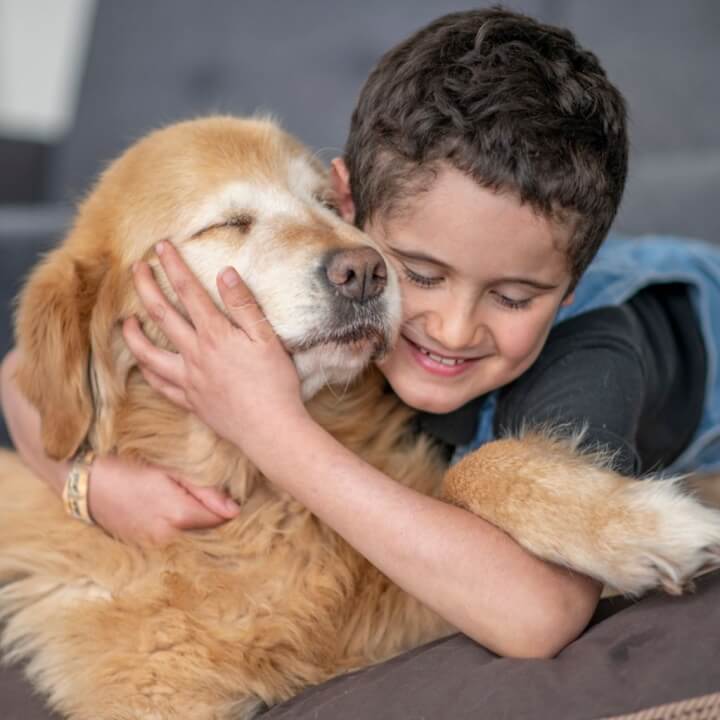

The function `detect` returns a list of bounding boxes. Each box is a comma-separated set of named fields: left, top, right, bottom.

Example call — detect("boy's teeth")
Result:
left=419, top=346, right=466, bottom=366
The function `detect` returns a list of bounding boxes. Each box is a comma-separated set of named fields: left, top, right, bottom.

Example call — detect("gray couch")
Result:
left=1, top=2, right=719, bottom=718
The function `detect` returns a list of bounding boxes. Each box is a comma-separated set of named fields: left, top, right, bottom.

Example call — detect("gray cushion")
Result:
left=263, top=571, right=720, bottom=720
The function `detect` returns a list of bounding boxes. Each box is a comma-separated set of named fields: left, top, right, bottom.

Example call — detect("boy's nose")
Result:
left=323, top=247, right=387, bottom=303
left=425, top=305, right=485, bottom=352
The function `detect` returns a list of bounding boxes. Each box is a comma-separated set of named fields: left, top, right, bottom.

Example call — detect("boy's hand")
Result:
left=1, top=347, right=239, bottom=546
left=122, top=240, right=307, bottom=460
left=88, top=454, right=241, bottom=546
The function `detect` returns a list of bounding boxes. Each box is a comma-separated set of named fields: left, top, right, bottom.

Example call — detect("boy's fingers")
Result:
left=217, top=267, right=273, bottom=341
left=154, top=240, right=223, bottom=332
left=147, top=522, right=180, bottom=547
left=137, top=362, right=192, bottom=411
left=167, top=486, right=228, bottom=530
left=122, top=317, right=186, bottom=389
left=176, top=480, right=241, bottom=519
left=175, top=504, right=227, bottom=530
left=132, top=259, right=196, bottom=350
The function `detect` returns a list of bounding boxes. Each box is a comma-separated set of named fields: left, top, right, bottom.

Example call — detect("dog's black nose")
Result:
left=324, top=247, right=387, bottom=303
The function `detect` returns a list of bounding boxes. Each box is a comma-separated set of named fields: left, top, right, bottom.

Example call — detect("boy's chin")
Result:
left=384, top=376, right=475, bottom=415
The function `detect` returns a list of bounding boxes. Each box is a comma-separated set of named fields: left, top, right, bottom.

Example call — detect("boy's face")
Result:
left=331, top=160, right=575, bottom=414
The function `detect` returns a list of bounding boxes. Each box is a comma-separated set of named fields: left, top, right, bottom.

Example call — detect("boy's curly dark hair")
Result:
left=344, top=8, right=628, bottom=287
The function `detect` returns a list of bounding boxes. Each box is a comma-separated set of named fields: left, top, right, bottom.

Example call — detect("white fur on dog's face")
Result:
left=143, top=130, right=401, bottom=399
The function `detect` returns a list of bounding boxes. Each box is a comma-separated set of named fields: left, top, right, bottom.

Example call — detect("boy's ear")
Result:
left=330, top=158, right=356, bottom=224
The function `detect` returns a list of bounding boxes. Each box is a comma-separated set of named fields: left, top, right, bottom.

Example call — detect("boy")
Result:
left=2, top=8, right=719, bottom=658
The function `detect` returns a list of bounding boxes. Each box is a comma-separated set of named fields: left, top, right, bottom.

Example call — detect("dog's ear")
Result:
left=14, top=246, right=105, bottom=460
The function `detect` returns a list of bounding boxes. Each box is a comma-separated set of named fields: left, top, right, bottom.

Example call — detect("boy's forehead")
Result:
left=368, top=166, right=574, bottom=278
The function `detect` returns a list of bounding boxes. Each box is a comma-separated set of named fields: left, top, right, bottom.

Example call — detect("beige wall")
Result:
left=0, top=0, right=96, bottom=140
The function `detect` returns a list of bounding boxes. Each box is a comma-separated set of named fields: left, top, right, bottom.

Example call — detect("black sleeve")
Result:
left=494, top=284, right=706, bottom=476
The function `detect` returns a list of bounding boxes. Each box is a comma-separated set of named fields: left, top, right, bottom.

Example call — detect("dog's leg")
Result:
left=441, top=433, right=720, bottom=596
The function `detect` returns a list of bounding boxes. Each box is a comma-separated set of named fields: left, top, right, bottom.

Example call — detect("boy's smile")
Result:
left=333, top=161, right=575, bottom=414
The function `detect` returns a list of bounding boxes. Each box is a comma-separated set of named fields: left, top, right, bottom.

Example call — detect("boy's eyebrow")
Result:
left=386, top=246, right=453, bottom=270
left=387, top=245, right=560, bottom=290
left=498, top=277, right=560, bottom=290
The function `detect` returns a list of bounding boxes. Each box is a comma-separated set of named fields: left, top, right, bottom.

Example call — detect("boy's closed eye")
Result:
left=402, top=265, right=444, bottom=288
left=492, top=291, right=533, bottom=311
left=401, top=264, right=535, bottom=311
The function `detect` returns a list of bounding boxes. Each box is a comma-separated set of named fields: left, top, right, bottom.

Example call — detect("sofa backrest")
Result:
left=40, top=0, right=720, bottom=240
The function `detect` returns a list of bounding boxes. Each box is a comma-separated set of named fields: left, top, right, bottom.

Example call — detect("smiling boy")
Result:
left=358, top=166, right=574, bottom=415
left=3, top=8, right=720, bottom=659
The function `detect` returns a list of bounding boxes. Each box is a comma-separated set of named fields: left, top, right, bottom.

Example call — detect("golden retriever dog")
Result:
left=1, top=116, right=720, bottom=720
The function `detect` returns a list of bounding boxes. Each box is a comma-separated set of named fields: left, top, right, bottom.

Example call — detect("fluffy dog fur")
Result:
left=1, top=116, right=720, bottom=720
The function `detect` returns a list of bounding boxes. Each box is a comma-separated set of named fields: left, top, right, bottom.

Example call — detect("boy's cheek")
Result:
left=493, top=321, right=553, bottom=374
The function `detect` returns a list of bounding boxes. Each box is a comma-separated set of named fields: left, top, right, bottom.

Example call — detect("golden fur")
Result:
left=1, top=116, right=720, bottom=720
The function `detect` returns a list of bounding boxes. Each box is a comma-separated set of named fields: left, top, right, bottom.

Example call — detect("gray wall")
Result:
left=43, top=0, right=719, bottom=241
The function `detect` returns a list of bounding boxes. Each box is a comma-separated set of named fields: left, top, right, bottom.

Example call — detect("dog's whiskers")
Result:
left=318, top=357, right=340, bottom=400
left=338, top=369, right=353, bottom=402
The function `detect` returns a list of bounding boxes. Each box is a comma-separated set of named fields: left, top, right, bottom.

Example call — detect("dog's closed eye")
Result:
left=227, top=213, right=255, bottom=231
left=193, top=213, right=255, bottom=238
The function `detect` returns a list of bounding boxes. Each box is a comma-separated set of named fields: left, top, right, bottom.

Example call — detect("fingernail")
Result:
left=155, top=240, right=165, bottom=255
left=222, top=267, right=240, bottom=287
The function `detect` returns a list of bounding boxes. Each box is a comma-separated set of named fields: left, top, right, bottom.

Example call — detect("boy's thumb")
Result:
left=219, top=266, right=254, bottom=308
left=217, top=267, right=271, bottom=339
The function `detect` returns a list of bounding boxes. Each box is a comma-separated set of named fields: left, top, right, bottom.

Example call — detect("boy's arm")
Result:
left=0, top=348, right=240, bottom=544
left=245, top=409, right=601, bottom=659
left=4, top=349, right=599, bottom=656
left=3, top=351, right=598, bottom=658
left=1, top=348, right=71, bottom=494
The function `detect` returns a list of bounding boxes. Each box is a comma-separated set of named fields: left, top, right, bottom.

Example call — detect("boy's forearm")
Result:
left=1, top=349, right=600, bottom=655
left=244, top=414, right=601, bottom=658
left=1, top=349, right=69, bottom=495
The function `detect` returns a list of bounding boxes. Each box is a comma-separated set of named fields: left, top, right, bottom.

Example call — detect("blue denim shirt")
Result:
left=453, top=235, right=720, bottom=475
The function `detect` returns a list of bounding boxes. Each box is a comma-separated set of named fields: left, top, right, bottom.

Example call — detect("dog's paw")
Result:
left=441, top=434, right=720, bottom=598
left=598, top=479, right=720, bottom=597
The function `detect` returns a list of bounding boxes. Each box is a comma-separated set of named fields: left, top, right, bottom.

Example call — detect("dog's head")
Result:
left=14, top=117, right=401, bottom=479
